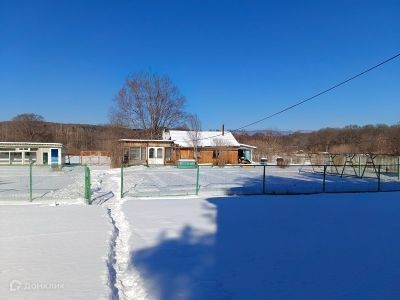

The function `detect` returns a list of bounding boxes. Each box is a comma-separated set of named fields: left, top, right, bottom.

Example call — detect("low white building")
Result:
left=0, top=142, right=65, bottom=166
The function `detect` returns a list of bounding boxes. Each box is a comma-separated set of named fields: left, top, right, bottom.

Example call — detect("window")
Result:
left=129, top=147, right=141, bottom=160
left=157, top=148, right=163, bottom=159
left=149, top=148, right=155, bottom=158
left=213, top=150, right=220, bottom=159
left=165, top=148, right=171, bottom=161
left=123, top=149, right=129, bottom=163
left=141, top=147, right=146, bottom=160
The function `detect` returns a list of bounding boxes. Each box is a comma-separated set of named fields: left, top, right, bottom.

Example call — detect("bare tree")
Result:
left=110, top=71, right=187, bottom=138
left=11, top=113, right=47, bottom=141
left=186, top=114, right=202, bottom=162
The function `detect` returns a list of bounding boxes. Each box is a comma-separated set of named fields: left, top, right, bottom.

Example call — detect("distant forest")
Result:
left=236, top=124, right=400, bottom=160
left=0, top=119, right=142, bottom=154
left=1, top=116, right=399, bottom=158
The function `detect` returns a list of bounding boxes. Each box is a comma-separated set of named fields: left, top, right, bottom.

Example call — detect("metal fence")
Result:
left=120, top=164, right=400, bottom=197
left=0, top=164, right=92, bottom=203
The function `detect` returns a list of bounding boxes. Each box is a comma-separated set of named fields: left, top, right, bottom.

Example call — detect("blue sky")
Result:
left=0, top=0, right=399, bottom=131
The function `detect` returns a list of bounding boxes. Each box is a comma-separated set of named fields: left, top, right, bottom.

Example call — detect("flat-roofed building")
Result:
left=0, top=142, right=65, bottom=166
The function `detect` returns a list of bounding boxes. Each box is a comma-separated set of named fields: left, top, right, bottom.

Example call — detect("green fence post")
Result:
left=84, top=166, right=91, bottom=204
left=29, top=163, right=33, bottom=202
left=88, top=167, right=91, bottom=204
left=377, top=165, right=381, bottom=192
left=263, top=165, right=266, bottom=194
left=323, top=165, right=327, bottom=193
left=195, top=165, right=200, bottom=195
left=121, top=164, right=124, bottom=198
left=398, top=157, right=400, bottom=181
left=358, top=156, right=361, bottom=177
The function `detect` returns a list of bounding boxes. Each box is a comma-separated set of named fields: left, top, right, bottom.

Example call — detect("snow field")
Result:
left=91, top=168, right=147, bottom=299
left=0, top=205, right=112, bottom=300
left=122, top=165, right=400, bottom=197
left=122, top=193, right=400, bottom=299
left=0, top=166, right=86, bottom=203
left=2, top=166, right=400, bottom=299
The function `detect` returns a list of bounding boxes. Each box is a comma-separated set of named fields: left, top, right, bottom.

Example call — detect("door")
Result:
left=148, top=147, right=164, bottom=165
left=43, top=152, right=48, bottom=165
left=51, top=149, right=59, bottom=165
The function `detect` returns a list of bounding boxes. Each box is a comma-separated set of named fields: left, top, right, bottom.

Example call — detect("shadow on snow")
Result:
left=129, top=192, right=400, bottom=299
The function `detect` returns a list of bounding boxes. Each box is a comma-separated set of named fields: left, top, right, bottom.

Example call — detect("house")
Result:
left=117, top=130, right=256, bottom=166
left=119, top=139, right=174, bottom=165
left=0, top=142, right=65, bottom=166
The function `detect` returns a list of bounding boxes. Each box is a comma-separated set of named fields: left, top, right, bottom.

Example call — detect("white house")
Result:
left=0, top=142, right=65, bottom=166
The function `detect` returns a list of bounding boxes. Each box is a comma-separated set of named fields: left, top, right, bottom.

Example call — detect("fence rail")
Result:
left=120, top=164, right=400, bottom=198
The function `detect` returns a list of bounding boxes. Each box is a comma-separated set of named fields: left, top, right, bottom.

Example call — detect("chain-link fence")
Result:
left=120, top=164, right=400, bottom=197
left=0, top=165, right=92, bottom=203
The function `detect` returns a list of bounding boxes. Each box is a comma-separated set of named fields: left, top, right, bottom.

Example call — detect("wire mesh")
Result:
left=123, top=166, right=199, bottom=197
left=121, top=164, right=400, bottom=197
left=0, top=165, right=86, bottom=202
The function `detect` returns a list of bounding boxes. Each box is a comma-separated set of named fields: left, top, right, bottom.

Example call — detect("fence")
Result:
left=0, top=164, right=92, bottom=204
left=120, top=163, right=400, bottom=198
left=80, top=151, right=111, bottom=166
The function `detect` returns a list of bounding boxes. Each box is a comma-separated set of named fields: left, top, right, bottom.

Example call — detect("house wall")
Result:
left=116, top=140, right=253, bottom=166
left=118, top=141, right=174, bottom=166
left=0, top=145, right=64, bottom=166
left=173, top=147, right=240, bottom=165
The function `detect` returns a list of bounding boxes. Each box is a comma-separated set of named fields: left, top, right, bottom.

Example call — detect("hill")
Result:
left=0, top=121, right=141, bottom=154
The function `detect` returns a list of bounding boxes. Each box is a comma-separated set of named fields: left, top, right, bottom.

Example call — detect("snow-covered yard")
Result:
left=0, top=166, right=86, bottom=203
left=1, top=166, right=400, bottom=299
left=0, top=204, right=112, bottom=299
left=122, top=165, right=400, bottom=197
left=123, top=193, right=400, bottom=299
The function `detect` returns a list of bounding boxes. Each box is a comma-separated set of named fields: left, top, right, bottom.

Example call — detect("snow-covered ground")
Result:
left=122, top=193, right=400, bottom=299
left=0, top=204, right=112, bottom=299
left=122, top=165, right=400, bottom=197
left=1, top=166, right=400, bottom=299
left=0, top=166, right=86, bottom=203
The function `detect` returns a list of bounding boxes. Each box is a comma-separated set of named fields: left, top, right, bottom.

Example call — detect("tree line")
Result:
left=0, top=113, right=143, bottom=154
left=235, top=124, right=400, bottom=161
left=2, top=72, right=398, bottom=159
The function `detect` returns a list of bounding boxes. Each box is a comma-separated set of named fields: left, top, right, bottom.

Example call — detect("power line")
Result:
left=174, top=51, right=400, bottom=144
left=233, top=51, right=400, bottom=131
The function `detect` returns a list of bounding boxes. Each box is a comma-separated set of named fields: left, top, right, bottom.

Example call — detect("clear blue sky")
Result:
left=1, top=0, right=399, bottom=131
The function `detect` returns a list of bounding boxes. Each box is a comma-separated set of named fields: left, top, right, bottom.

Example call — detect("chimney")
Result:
left=222, top=124, right=225, bottom=136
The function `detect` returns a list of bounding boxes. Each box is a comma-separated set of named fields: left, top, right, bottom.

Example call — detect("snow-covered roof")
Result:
left=164, top=130, right=241, bottom=148
left=239, top=143, right=257, bottom=149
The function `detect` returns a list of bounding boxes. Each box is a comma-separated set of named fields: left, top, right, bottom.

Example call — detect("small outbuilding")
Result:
left=0, top=142, right=65, bottom=166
